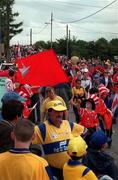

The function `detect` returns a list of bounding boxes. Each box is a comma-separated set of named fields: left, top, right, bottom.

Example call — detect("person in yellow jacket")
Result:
left=0, top=120, right=54, bottom=180
left=33, top=100, right=86, bottom=179
left=63, top=136, right=98, bottom=180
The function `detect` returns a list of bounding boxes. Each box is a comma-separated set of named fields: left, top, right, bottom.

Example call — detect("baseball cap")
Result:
left=90, top=130, right=111, bottom=149
left=46, top=100, right=67, bottom=111
left=1, top=92, right=26, bottom=103
left=67, top=136, right=88, bottom=157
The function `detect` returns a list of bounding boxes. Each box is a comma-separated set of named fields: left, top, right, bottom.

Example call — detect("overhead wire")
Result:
left=49, top=0, right=103, bottom=8
left=71, top=24, right=118, bottom=34
left=26, top=24, right=49, bottom=36
left=32, top=24, right=49, bottom=35
left=56, top=0, right=117, bottom=23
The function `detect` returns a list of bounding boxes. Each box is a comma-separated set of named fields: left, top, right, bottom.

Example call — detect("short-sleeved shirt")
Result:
left=63, top=159, right=98, bottom=180
left=0, top=149, right=53, bottom=180
left=33, top=120, right=84, bottom=169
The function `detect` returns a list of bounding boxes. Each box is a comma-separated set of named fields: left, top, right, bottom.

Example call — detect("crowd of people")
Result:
left=0, top=48, right=118, bottom=180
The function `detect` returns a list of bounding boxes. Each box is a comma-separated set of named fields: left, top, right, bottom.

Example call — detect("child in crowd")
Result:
left=78, top=98, right=99, bottom=145
left=63, top=136, right=98, bottom=180
left=83, top=130, right=118, bottom=180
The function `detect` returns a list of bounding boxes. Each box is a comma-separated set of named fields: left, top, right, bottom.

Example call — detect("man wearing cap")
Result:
left=1, top=91, right=31, bottom=119
left=33, top=100, right=86, bottom=179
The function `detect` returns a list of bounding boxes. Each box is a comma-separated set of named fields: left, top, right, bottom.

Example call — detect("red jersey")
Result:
left=79, top=108, right=99, bottom=128
left=95, top=98, right=112, bottom=130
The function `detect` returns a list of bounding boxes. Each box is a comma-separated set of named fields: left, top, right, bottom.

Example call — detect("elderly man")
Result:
left=33, top=100, right=86, bottom=179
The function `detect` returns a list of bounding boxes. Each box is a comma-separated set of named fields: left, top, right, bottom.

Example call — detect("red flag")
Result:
left=16, top=49, right=68, bottom=86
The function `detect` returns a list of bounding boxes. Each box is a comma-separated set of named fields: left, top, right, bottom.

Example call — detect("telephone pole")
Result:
left=66, top=25, right=69, bottom=58
left=6, top=0, right=10, bottom=61
left=51, top=12, right=53, bottom=48
left=68, top=29, right=71, bottom=58
left=45, top=12, right=53, bottom=48
left=30, top=28, right=32, bottom=45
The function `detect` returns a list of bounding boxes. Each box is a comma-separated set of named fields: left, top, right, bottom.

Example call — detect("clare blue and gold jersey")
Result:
left=63, top=159, right=98, bottom=180
left=33, top=120, right=84, bottom=169
left=0, top=148, right=53, bottom=180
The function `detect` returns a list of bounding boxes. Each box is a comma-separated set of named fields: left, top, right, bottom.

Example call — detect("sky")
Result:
left=10, top=0, right=118, bottom=45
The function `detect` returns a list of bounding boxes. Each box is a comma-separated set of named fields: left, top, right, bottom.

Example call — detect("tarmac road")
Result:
left=107, top=124, right=118, bottom=166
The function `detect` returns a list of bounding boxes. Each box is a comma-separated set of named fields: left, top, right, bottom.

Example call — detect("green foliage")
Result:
left=0, top=0, right=23, bottom=56
left=34, top=37, right=118, bottom=61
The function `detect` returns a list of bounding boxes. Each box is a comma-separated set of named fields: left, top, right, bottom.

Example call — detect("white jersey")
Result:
left=81, top=78, right=92, bottom=89
left=5, top=78, right=14, bottom=92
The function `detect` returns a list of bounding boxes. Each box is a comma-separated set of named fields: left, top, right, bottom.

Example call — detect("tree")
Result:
left=34, top=37, right=117, bottom=62
left=0, top=0, right=23, bottom=60
left=95, top=38, right=109, bottom=60
left=109, top=39, right=118, bottom=59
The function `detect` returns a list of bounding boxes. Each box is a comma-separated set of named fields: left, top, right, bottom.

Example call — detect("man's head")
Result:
left=67, top=136, right=88, bottom=160
left=46, top=100, right=67, bottom=127
left=89, top=87, right=99, bottom=95
left=85, top=98, right=95, bottom=111
left=45, top=86, right=55, bottom=100
left=12, top=120, right=34, bottom=143
left=2, top=100, right=24, bottom=121
left=75, top=79, right=81, bottom=88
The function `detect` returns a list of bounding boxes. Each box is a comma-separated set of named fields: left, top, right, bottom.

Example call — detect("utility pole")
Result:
left=0, top=8, right=2, bottom=58
left=45, top=12, right=53, bottom=48
left=51, top=12, right=53, bottom=48
left=6, top=0, right=10, bottom=61
left=68, top=29, right=71, bottom=58
left=30, top=28, right=32, bottom=45
left=66, top=25, right=69, bottom=58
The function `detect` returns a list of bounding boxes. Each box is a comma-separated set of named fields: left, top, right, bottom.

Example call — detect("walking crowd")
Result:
left=0, top=49, right=118, bottom=180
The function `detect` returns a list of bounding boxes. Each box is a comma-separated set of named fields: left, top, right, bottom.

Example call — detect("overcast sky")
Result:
left=10, top=0, right=118, bottom=45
